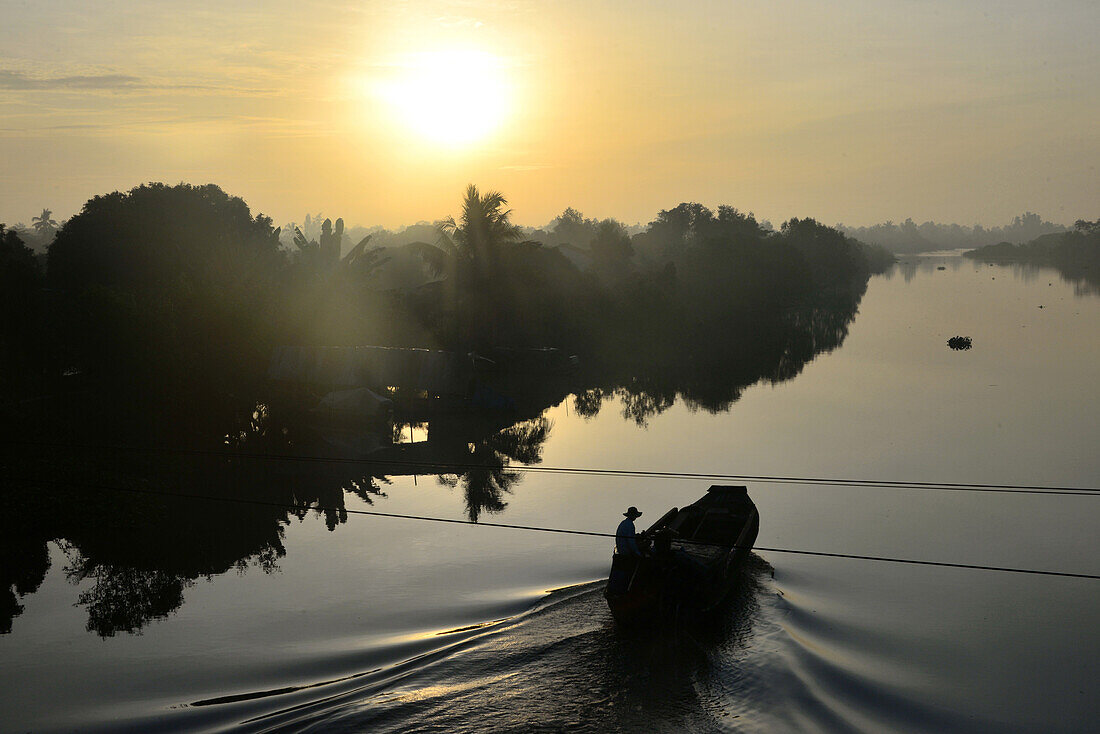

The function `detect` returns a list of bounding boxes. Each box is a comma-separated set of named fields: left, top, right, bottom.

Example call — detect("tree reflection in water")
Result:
left=0, top=409, right=554, bottom=635
left=0, top=279, right=864, bottom=636
left=0, top=531, right=50, bottom=635
left=573, top=280, right=866, bottom=425
left=0, top=397, right=391, bottom=636
left=66, top=557, right=189, bottom=638
left=436, top=417, right=552, bottom=521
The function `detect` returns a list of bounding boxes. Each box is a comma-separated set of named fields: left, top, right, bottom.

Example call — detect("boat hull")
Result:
left=605, top=486, right=759, bottom=626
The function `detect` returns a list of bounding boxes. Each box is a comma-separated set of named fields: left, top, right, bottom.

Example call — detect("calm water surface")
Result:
left=2, top=253, right=1098, bottom=732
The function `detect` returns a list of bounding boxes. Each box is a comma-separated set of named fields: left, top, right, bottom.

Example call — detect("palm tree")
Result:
left=279, top=221, right=297, bottom=245
left=406, top=184, right=524, bottom=280
left=31, top=208, right=59, bottom=238
left=437, top=184, right=522, bottom=277
left=413, top=185, right=525, bottom=347
left=291, top=225, right=387, bottom=280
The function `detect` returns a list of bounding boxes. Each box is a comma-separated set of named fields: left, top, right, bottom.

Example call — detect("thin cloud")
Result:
left=0, top=113, right=331, bottom=139
left=0, top=70, right=275, bottom=96
left=0, top=70, right=142, bottom=90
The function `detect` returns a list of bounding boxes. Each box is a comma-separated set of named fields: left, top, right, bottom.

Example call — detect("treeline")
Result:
left=0, top=184, right=889, bottom=624
left=1, top=182, right=888, bottom=413
left=839, top=212, right=1067, bottom=254
left=963, top=219, right=1100, bottom=289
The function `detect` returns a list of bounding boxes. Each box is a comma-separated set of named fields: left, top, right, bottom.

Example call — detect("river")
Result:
left=1, top=252, right=1097, bottom=732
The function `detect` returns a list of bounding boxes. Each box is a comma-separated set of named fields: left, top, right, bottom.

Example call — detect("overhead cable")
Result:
left=6, top=439, right=1100, bottom=496
left=4, top=474, right=1098, bottom=581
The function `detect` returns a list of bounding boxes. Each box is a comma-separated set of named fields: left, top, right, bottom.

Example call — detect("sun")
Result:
left=377, top=49, right=511, bottom=147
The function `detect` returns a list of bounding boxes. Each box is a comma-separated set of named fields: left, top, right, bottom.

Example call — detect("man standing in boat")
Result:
left=616, top=506, right=645, bottom=557
left=607, top=506, right=646, bottom=595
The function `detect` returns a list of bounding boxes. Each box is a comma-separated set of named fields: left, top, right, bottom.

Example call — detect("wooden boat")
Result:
left=604, top=485, right=759, bottom=625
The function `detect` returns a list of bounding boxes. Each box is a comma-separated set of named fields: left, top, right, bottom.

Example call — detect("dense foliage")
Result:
left=47, top=184, right=285, bottom=396
left=0, top=225, right=45, bottom=391
left=9, top=182, right=892, bottom=411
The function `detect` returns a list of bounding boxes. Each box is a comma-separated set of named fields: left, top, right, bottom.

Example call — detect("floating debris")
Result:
left=948, top=336, right=973, bottom=350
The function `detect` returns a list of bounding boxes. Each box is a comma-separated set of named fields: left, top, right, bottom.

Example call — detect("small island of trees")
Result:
left=962, top=218, right=1100, bottom=292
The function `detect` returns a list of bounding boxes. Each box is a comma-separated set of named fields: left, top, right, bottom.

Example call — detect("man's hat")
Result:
left=623, top=506, right=643, bottom=518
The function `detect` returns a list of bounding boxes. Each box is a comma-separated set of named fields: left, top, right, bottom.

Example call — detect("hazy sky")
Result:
left=2, top=0, right=1097, bottom=229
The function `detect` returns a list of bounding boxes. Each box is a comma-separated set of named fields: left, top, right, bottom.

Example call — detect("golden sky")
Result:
left=2, top=0, right=1097, bottom=228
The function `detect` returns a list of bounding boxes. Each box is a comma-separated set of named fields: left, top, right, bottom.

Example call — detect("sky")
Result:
left=1, top=0, right=1097, bottom=230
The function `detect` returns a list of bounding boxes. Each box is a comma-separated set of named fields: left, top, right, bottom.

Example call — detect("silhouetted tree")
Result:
left=634, top=202, right=713, bottom=261
left=31, top=208, right=59, bottom=239
left=1074, top=218, right=1100, bottom=236
left=964, top=217, right=1100, bottom=292
left=547, top=207, right=599, bottom=248
left=779, top=217, right=867, bottom=286
left=0, top=224, right=37, bottom=271
left=47, top=183, right=285, bottom=396
left=590, top=219, right=634, bottom=280
left=437, top=184, right=523, bottom=275
left=290, top=222, right=386, bottom=279
left=0, top=225, right=44, bottom=382
left=427, top=185, right=527, bottom=347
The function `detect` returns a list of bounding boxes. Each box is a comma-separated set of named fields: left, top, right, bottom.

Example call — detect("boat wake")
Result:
left=88, top=553, right=1020, bottom=734
left=146, top=557, right=770, bottom=733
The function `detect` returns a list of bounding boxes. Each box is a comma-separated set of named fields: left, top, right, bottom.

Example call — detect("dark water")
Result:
left=2, top=253, right=1098, bottom=732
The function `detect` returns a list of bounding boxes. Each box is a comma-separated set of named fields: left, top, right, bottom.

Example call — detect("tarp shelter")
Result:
left=269, top=346, right=473, bottom=397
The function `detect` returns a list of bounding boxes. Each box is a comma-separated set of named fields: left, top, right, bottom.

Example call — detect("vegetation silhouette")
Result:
left=0, top=224, right=45, bottom=393
left=964, top=218, right=1100, bottom=294
left=840, top=212, right=1067, bottom=254
left=31, top=208, right=59, bottom=239
left=589, top=218, right=635, bottom=282
left=46, top=183, right=285, bottom=402
left=556, top=207, right=874, bottom=424
left=3, top=181, right=892, bottom=635
left=948, top=336, right=973, bottom=351
left=14, top=182, right=892, bottom=412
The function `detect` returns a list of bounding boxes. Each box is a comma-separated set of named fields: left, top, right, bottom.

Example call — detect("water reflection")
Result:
left=0, top=276, right=866, bottom=637
left=891, top=251, right=1100, bottom=296
left=0, top=408, right=560, bottom=635
left=0, top=451, right=294, bottom=636
left=576, top=280, right=867, bottom=424
left=435, top=418, right=552, bottom=521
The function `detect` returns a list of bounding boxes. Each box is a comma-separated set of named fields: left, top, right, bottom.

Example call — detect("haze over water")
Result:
left=4, top=1, right=1098, bottom=729
left=2, top=254, right=1097, bottom=733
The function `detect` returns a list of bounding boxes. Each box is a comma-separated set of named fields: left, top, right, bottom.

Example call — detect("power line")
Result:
left=6, top=438, right=1100, bottom=496
left=4, top=473, right=1098, bottom=581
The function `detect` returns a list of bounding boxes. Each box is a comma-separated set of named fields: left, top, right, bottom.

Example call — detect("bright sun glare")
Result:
left=377, top=49, right=510, bottom=147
